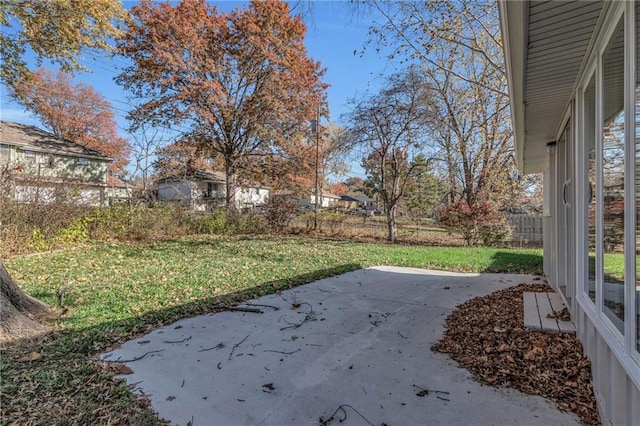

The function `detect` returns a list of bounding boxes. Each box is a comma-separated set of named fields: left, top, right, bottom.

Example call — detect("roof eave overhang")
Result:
left=498, top=0, right=527, bottom=173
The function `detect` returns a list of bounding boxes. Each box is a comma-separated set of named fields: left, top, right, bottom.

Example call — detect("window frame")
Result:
left=23, top=150, right=36, bottom=163
left=575, top=0, right=640, bottom=385
left=0, top=144, right=10, bottom=161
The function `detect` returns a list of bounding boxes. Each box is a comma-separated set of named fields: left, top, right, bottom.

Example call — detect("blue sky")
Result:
left=0, top=1, right=399, bottom=178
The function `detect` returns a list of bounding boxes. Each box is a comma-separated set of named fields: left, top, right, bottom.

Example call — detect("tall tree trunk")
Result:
left=224, top=156, right=237, bottom=212
left=0, top=261, right=53, bottom=342
left=386, top=204, right=397, bottom=243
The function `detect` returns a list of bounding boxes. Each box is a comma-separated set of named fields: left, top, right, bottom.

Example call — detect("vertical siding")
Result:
left=576, top=302, right=640, bottom=425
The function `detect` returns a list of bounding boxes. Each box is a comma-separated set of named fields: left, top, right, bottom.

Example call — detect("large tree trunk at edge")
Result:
left=0, top=260, right=53, bottom=343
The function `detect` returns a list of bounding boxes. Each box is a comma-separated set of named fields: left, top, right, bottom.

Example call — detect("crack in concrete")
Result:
left=256, top=389, right=295, bottom=426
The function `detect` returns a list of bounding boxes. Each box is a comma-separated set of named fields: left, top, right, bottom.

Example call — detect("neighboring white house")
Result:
left=272, top=190, right=341, bottom=209
left=500, top=1, right=639, bottom=423
left=338, top=194, right=376, bottom=211
left=106, top=176, right=132, bottom=204
left=157, top=169, right=269, bottom=211
left=0, top=121, right=112, bottom=206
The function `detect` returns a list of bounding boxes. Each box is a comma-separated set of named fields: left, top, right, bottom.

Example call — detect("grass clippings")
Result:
left=432, top=283, right=600, bottom=425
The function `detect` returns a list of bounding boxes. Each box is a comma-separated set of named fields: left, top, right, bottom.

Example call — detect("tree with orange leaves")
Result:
left=11, top=68, right=130, bottom=175
left=117, top=0, right=327, bottom=209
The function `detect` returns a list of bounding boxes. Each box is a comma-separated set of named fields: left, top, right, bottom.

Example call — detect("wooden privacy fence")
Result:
left=508, top=214, right=543, bottom=245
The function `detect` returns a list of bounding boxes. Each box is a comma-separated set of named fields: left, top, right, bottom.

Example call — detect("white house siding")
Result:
left=235, top=187, right=268, bottom=209
left=158, top=182, right=192, bottom=202
left=157, top=179, right=266, bottom=211
left=75, top=188, right=103, bottom=206
left=14, top=185, right=56, bottom=204
left=500, top=2, right=640, bottom=424
left=299, top=194, right=340, bottom=208
left=552, top=7, right=639, bottom=425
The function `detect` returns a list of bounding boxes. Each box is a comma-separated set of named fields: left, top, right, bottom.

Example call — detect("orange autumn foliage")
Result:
left=117, top=0, right=327, bottom=207
left=12, top=68, right=130, bottom=174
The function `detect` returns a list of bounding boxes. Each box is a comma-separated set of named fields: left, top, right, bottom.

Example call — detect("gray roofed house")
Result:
left=0, top=121, right=112, bottom=206
left=1, top=121, right=112, bottom=160
left=339, top=194, right=376, bottom=210
left=156, top=169, right=269, bottom=211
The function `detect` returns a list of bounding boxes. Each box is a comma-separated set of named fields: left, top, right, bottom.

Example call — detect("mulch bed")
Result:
left=432, top=283, right=600, bottom=425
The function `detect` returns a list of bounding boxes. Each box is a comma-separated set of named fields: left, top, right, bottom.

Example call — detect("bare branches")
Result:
left=281, top=302, right=316, bottom=331
left=229, top=335, right=250, bottom=360
left=102, top=350, right=165, bottom=364
left=360, top=1, right=507, bottom=96
left=345, top=69, right=429, bottom=242
left=319, top=404, right=377, bottom=426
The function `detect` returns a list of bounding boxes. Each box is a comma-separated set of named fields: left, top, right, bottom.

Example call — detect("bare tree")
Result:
left=346, top=69, right=430, bottom=242
left=359, top=1, right=506, bottom=95
left=359, top=0, right=521, bottom=210
left=423, top=44, right=515, bottom=208
left=129, top=123, right=170, bottom=200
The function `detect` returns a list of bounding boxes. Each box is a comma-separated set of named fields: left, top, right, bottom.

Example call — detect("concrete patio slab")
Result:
left=102, top=266, right=580, bottom=426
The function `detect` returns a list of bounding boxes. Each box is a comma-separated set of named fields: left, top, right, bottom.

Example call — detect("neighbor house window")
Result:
left=601, top=18, right=625, bottom=331
left=0, top=144, right=9, bottom=161
left=23, top=150, right=35, bottom=163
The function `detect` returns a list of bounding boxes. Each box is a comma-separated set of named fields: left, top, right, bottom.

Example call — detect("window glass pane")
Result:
left=602, top=19, right=625, bottom=330
left=586, top=76, right=597, bottom=302
left=0, top=144, right=9, bottom=160
left=636, top=4, right=640, bottom=352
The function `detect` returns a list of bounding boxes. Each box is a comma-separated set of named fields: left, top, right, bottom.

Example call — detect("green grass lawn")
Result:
left=1, top=235, right=543, bottom=424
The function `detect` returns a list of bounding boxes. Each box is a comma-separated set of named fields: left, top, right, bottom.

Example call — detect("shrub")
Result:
left=317, top=211, right=347, bottom=235
left=436, top=199, right=512, bottom=246
left=264, top=198, right=298, bottom=234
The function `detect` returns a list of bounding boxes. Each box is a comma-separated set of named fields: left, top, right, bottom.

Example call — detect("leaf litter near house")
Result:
left=432, top=283, right=600, bottom=425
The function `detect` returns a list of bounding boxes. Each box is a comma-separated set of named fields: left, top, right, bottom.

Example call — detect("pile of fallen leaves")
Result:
left=432, top=283, right=600, bottom=425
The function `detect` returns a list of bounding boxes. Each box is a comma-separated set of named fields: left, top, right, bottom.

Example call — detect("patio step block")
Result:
left=523, top=291, right=575, bottom=333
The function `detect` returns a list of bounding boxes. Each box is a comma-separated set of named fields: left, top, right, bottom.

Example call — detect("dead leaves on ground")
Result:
left=16, top=351, right=43, bottom=362
left=432, top=283, right=600, bottom=425
left=102, top=363, right=134, bottom=375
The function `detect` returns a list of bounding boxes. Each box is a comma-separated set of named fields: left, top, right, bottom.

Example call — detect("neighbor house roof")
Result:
left=322, top=191, right=340, bottom=199
left=158, top=169, right=269, bottom=189
left=340, top=194, right=374, bottom=203
left=498, top=1, right=606, bottom=173
left=158, top=169, right=226, bottom=184
left=0, top=121, right=111, bottom=161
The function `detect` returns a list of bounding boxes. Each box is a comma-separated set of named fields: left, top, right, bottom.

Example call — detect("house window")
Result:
left=77, top=157, right=89, bottom=166
left=23, top=150, right=35, bottom=163
left=584, top=75, right=597, bottom=303
left=0, top=144, right=9, bottom=161
left=601, top=18, right=625, bottom=331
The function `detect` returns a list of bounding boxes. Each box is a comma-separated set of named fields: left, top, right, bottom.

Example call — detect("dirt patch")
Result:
left=432, top=283, right=600, bottom=425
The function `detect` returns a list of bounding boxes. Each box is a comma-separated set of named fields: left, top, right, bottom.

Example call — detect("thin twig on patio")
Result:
left=229, top=335, right=250, bottom=360
left=103, top=350, right=165, bottom=363
left=280, top=302, right=316, bottom=331
left=163, top=336, right=192, bottom=344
